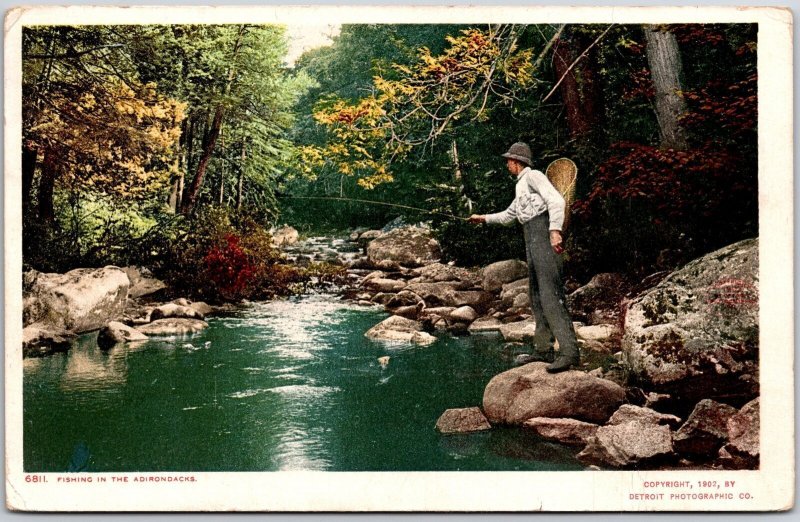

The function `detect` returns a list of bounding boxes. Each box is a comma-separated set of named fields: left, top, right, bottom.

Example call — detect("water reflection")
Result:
left=60, top=343, right=129, bottom=393
left=25, top=294, right=583, bottom=472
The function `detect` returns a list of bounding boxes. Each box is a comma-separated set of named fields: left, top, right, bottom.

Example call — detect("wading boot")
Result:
left=546, top=355, right=580, bottom=374
left=515, top=349, right=555, bottom=366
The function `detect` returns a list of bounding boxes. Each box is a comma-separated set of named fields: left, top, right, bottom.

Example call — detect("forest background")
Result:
left=21, top=23, right=758, bottom=302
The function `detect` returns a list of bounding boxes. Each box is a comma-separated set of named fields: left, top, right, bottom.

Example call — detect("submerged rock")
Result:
left=435, top=407, right=492, bottom=434
left=364, top=315, right=436, bottom=345
left=482, top=362, right=625, bottom=425
left=137, top=318, right=209, bottom=336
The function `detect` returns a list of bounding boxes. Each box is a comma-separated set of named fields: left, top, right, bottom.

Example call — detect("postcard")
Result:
left=5, top=4, right=794, bottom=511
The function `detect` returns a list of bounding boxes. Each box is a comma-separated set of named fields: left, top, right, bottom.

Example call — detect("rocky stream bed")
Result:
left=22, top=225, right=760, bottom=470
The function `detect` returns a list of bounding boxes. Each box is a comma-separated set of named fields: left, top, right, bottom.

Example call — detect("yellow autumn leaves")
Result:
left=31, top=78, right=186, bottom=198
left=299, top=28, right=536, bottom=189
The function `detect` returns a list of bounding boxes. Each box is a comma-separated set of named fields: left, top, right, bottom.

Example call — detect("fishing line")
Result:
left=278, top=196, right=469, bottom=221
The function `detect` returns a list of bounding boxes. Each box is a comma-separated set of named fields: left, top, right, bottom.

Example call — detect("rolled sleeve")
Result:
left=485, top=203, right=517, bottom=226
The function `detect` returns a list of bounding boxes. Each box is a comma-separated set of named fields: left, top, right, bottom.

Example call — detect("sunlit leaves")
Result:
left=302, top=26, right=537, bottom=190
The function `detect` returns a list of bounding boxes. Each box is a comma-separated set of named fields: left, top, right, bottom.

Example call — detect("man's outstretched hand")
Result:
left=468, top=214, right=486, bottom=224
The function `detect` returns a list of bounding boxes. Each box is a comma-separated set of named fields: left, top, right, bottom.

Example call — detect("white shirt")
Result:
left=484, top=166, right=566, bottom=231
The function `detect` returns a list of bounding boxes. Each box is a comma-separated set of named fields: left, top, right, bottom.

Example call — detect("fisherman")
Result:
left=468, top=142, right=580, bottom=373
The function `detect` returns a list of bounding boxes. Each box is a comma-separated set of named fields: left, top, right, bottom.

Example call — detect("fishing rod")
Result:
left=279, top=196, right=469, bottom=221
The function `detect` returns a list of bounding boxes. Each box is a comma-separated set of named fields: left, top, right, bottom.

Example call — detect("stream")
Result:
left=23, top=237, right=584, bottom=472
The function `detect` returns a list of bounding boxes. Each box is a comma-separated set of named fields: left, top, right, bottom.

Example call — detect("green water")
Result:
left=23, top=295, right=583, bottom=472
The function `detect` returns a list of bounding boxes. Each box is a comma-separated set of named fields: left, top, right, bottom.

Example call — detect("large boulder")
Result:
left=364, top=315, right=436, bottom=345
left=523, top=417, right=599, bottom=446
left=622, top=238, right=759, bottom=404
left=272, top=225, right=299, bottom=246
left=22, top=325, right=76, bottom=358
left=121, top=266, right=167, bottom=298
left=435, top=407, right=492, bottom=434
left=23, top=267, right=130, bottom=333
left=137, top=318, right=209, bottom=336
left=481, top=260, right=528, bottom=292
left=577, top=421, right=674, bottom=468
left=97, top=321, right=149, bottom=349
left=366, top=226, right=441, bottom=268
left=482, top=362, right=625, bottom=425
left=718, top=398, right=759, bottom=469
left=568, top=273, right=630, bottom=323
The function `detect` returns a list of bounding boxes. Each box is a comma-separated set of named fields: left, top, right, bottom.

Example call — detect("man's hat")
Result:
left=501, top=142, right=532, bottom=166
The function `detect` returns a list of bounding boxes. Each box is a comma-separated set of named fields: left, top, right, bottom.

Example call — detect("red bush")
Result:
left=203, top=234, right=258, bottom=300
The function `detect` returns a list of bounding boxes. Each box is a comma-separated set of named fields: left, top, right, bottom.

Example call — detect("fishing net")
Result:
left=545, top=158, right=578, bottom=231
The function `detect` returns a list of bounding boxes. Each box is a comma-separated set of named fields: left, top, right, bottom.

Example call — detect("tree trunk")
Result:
left=38, top=149, right=58, bottom=225
left=553, top=34, right=592, bottom=138
left=180, top=26, right=247, bottom=215
left=236, top=141, right=246, bottom=210
left=182, top=106, right=224, bottom=214
left=644, top=26, right=688, bottom=150
left=553, top=33, right=602, bottom=138
left=22, top=144, right=38, bottom=215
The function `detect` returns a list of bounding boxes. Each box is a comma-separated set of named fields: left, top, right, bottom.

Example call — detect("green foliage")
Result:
left=23, top=191, right=168, bottom=272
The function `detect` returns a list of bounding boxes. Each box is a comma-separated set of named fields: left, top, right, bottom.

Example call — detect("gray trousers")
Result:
left=522, top=214, right=579, bottom=360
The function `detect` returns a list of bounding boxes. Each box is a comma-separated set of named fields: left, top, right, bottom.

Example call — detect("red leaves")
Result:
left=680, top=74, right=757, bottom=135
left=623, top=67, right=655, bottom=101
left=572, top=141, right=740, bottom=223
left=203, top=234, right=258, bottom=300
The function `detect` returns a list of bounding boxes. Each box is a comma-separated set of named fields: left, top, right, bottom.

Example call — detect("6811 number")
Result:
left=24, top=474, right=47, bottom=483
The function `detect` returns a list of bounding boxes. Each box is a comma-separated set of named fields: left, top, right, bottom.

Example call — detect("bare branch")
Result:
left=542, top=25, right=614, bottom=103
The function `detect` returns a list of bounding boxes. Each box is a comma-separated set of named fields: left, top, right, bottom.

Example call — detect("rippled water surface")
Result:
left=24, top=295, right=582, bottom=472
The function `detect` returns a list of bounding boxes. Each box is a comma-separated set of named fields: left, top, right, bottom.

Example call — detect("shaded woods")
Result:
left=22, top=23, right=757, bottom=300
